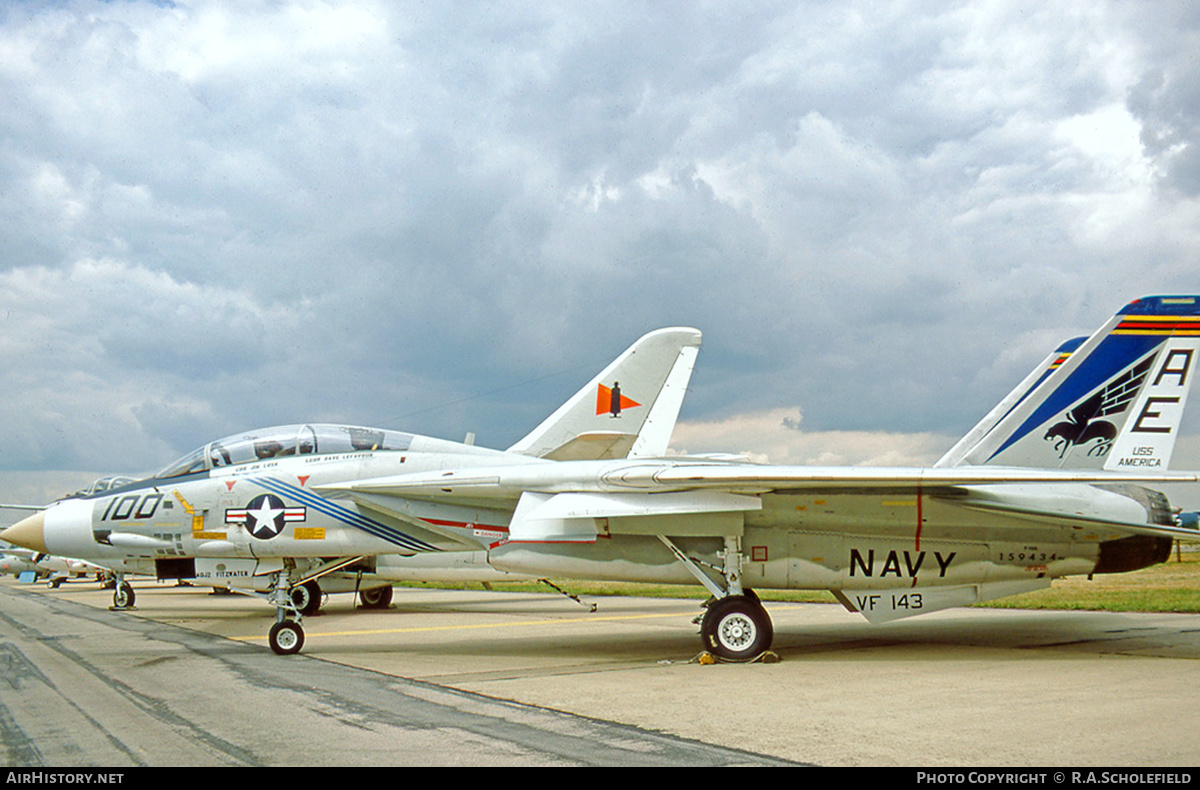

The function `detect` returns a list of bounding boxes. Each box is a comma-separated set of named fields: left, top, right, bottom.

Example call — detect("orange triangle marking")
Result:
left=225, top=481, right=236, bottom=491
left=595, top=383, right=641, bottom=416
left=297, top=476, right=310, bottom=487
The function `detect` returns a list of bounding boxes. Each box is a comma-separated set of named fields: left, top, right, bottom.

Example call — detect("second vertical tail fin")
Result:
left=940, top=296, right=1200, bottom=470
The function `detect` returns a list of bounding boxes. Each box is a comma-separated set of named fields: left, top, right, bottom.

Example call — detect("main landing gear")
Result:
left=659, top=535, right=775, bottom=662
left=700, top=592, right=773, bottom=661
left=358, top=584, right=392, bottom=609
left=289, top=580, right=323, bottom=617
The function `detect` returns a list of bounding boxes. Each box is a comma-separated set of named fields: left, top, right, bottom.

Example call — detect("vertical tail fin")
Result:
left=943, top=296, right=1200, bottom=470
left=507, top=327, right=702, bottom=460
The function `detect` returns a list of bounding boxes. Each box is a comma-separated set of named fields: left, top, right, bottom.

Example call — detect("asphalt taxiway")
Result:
left=3, top=577, right=1200, bottom=766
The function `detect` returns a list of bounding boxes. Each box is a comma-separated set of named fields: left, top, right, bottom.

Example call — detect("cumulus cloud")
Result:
left=0, top=259, right=292, bottom=470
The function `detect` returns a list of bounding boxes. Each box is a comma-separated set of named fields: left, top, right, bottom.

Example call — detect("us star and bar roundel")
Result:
left=225, top=493, right=307, bottom=540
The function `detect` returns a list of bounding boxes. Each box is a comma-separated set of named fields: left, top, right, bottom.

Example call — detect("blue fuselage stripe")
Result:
left=249, top=477, right=438, bottom=552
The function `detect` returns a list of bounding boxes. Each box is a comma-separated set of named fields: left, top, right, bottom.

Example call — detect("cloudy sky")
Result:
left=2, top=0, right=1200, bottom=506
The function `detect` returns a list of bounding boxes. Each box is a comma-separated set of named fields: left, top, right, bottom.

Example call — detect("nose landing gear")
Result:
left=110, top=573, right=136, bottom=610
left=263, top=557, right=368, bottom=655
left=268, top=570, right=305, bottom=655
left=268, top=618, right=305, bottom=656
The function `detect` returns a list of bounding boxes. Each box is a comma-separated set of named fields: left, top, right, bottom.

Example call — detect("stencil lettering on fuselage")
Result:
left=848, top=548, right=956, bottom=578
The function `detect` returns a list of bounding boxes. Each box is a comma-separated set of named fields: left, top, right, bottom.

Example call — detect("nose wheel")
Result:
left=269, top=619, right=305, bottom=655
left=263, top=558, right=367, bottom=654
left=110, top=576, right=136, bottom=610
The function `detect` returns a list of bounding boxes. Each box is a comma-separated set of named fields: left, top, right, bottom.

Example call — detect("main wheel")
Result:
left=359, top=585, right=393, bottom=609
left=290, top=580, right=322, bottom=616
left=269, top=620, right=305, bottom=655
left=700, top=594, right=773, bottom=661
left=113, top=582, right=135, bottom=609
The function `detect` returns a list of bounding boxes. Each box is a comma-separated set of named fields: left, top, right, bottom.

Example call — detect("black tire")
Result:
left=269, top=620, right=305, bottom=655
left=113, top=582, right=135, bottom=609
left=290, top=581, right=322, bottom=616
left=359, top=585, right=393, bottom=609
left=700, top=594, right=773, bottom=661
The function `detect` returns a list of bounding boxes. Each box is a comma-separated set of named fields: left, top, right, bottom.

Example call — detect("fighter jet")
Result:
left=2, top=327, right=702, bottom=653
left=5, top=297, right=1200, bottom=660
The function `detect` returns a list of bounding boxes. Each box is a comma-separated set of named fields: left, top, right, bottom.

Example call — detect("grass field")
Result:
left=398, top=549, right=1200, bottom=614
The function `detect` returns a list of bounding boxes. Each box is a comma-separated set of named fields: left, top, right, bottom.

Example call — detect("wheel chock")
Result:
left=691, top=650, right=780, bottom=665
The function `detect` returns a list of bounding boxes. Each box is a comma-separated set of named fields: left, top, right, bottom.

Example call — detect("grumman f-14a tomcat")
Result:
left=5, top=296, right=1200, bottom=659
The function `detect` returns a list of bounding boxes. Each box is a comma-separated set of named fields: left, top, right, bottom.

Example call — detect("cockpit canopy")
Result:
left=70, top=475, right=140, bottom=499
left=156, top=424, right=415, bottom=479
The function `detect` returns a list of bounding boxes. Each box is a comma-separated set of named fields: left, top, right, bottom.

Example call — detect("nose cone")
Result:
left=1, top=511, right=48, bottom=553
